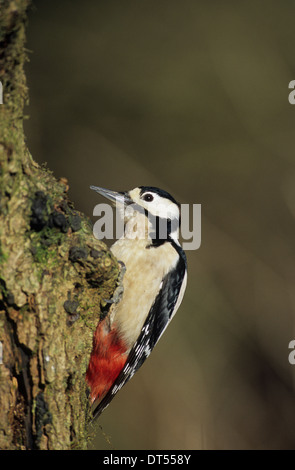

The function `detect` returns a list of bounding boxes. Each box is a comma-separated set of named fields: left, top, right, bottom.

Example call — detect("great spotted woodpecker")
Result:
left=86, top=186, right=187, bottom=419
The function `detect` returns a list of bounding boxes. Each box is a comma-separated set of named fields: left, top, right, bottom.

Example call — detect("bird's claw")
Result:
left=102, top=261, right=126, bottom=305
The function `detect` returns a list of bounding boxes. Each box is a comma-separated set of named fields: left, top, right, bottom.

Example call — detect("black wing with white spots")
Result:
left=92, top=245, right=187, bottom=420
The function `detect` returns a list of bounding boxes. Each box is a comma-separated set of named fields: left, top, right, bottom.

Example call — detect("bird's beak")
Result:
left=90, top=186, right=131, bottom=206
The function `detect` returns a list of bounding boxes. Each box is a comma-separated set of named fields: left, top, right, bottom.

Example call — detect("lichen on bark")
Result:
left=0, top=0, right=119, bottom=449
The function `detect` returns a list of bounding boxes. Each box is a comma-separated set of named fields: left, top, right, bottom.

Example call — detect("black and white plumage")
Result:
left=86, top=186, right=187, bottom=419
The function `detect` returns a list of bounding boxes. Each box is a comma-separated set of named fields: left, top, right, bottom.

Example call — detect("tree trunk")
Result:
left=0, top=0, right=119, bottom=449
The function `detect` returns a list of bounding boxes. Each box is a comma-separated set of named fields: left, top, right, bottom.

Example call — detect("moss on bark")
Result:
left=0, top=0, right=119, bottom=449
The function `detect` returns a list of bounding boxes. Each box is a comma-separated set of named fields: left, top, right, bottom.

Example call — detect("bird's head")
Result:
left=90, top=185, right=181, bottom=242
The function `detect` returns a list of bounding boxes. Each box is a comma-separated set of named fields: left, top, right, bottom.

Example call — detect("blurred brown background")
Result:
left=24, top=0, right=295, bottom=449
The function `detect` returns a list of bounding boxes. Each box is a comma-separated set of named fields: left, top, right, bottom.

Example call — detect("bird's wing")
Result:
left=92, top=250, right=187, bottom=420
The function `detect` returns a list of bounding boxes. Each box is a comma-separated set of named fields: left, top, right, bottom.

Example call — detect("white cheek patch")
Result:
left=148, top=201, right=178, bottom=219
left=128, top=188, right=180, bottom=220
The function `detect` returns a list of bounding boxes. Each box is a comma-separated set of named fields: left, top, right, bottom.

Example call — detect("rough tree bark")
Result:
left=0, top=0, right=119, bottom=449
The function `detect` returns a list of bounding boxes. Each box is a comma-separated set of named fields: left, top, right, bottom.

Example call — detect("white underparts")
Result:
left=111, top=238, right=179, bottom=348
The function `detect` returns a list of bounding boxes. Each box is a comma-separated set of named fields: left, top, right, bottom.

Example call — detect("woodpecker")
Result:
left=86, top=186, right=187, bottom=419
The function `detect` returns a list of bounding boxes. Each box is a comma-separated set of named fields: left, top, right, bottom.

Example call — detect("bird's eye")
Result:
left=143, top=193, right=154, bottom=202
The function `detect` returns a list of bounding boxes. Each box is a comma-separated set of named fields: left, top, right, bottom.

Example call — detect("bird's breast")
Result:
left=110, top=239, right=179, bottom=348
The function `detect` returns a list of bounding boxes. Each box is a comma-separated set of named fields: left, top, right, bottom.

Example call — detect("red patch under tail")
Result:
left=86, top=318, right=128, bottom=403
